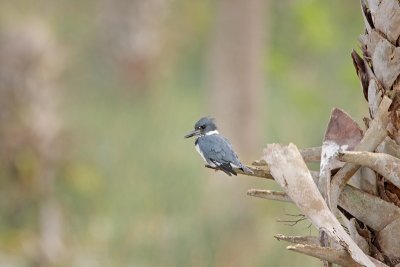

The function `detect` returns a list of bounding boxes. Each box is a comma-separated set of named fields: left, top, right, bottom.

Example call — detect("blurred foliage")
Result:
left=0, top=0, right=364, bottom=266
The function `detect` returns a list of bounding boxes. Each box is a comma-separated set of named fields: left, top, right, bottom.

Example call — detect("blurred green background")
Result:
left=0, top=0, right=365, bottom=266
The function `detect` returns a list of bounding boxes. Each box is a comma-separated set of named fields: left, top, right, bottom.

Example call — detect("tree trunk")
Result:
left=208, top=0, right=266, bottom=159
left=0, top=21, right=66, bottom=266
left=348, top=0, right=400, bottom=264
left=98, top=0, right=168, bottom=93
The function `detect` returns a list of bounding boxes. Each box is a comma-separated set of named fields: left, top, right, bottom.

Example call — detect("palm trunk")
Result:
left=347, top=0, right=400, bottom=264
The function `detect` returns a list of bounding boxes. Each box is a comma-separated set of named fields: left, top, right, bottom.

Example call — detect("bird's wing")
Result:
left=198, top=135, right=241, bottom=166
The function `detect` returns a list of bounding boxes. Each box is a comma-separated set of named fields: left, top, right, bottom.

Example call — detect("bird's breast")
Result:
left=195, top=143, right=207, bottom=163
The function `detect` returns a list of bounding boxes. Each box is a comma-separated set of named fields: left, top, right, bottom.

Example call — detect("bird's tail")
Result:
left=240, top=164, right=254, bottom=175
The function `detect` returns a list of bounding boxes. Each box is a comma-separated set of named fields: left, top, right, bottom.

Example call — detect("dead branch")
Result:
left=330, top=96, right=391, bottom=210
left=277, top=234, right=388, bottom=267
left=263, top=143, right=374, bottom=267
left=287, top=244, right=388, bottom=267
left=247, top=189, right=291, bottom=202
left=205, top=164, right=274, bottom=179
left=338, top=150, right=400, bottom=189
left=275, top=234, right=320, bottom=246
left=287, top=244, right=362, bottom=267
left=205, top=164, right=320, bottom=182
left=277, top=214, right=308, bottom=226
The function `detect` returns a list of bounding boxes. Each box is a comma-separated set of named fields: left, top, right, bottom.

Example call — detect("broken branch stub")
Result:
left=263, top=143, right=374, bottom=267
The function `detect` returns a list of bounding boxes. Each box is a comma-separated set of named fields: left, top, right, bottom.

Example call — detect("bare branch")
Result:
left=205, top=164, right=274, bottom=179
left=276, top=233, right=354, bottom=251
left=274, top=234, right=320, bottom=246
left=287, top=244, right=362, bottom=267
left=280, top=229, right=384, bottom=265
left=247, top=189, right=291, bottom=202
left=206, top=163, right=320, bottom=182
left=287, top=244, right=388, bottom=267
left=277, top=214, right=308, bottom=226
left=339, top=150, right=400, bottom=189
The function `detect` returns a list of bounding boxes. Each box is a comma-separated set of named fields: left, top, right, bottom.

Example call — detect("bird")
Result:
left=184, top=117, right=253, bottom=176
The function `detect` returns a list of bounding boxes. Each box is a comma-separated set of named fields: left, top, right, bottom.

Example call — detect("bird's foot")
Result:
left=205, top=165, right=218, bottom=172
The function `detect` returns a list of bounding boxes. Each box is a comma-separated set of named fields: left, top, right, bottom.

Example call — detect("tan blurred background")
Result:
left=0, top=0, right=365, bottom=266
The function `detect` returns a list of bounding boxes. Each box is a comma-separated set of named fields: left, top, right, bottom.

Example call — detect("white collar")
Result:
left=205, top=130, right=219, bottom=135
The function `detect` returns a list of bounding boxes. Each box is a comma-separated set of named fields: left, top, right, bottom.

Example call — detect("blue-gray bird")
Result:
left=184, top=117, right=253, bottom=176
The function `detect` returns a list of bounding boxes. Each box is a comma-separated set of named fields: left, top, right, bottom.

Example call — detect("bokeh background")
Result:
left=0, top=0, right=366, bottom=266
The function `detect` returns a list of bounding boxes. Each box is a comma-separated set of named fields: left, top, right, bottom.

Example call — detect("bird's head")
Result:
left=184, top=117, right=218, bottom=138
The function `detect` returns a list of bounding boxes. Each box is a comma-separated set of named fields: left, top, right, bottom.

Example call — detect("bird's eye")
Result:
left=200, top=125, right=206, bottom=129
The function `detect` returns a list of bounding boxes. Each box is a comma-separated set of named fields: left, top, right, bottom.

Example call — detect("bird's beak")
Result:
left=184, top=129, right=200, bottom=138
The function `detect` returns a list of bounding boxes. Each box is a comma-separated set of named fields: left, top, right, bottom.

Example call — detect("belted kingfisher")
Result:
left=184, top=117, right=253, bottom=176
